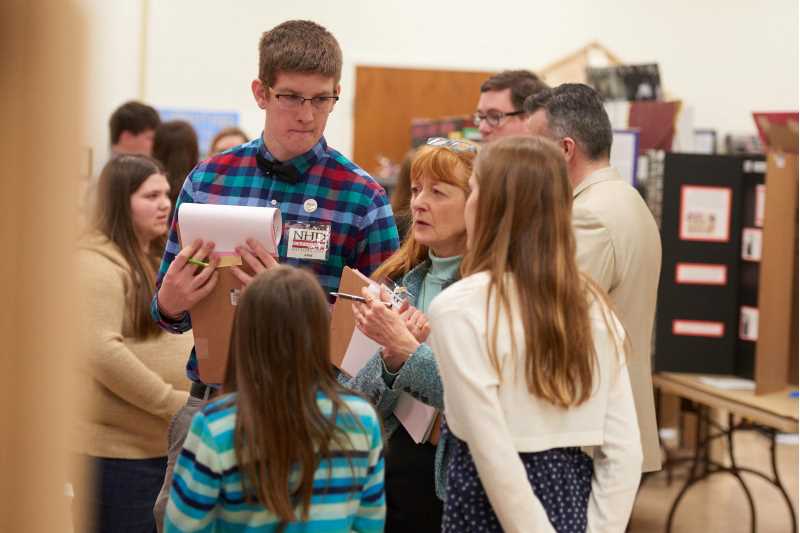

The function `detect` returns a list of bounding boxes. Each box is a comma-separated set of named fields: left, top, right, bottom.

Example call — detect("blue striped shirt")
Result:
left=165, top=391, right=385, bottom=532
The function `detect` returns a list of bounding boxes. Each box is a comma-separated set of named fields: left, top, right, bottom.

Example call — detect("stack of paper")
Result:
left=698, top=376, right=756, bottom=391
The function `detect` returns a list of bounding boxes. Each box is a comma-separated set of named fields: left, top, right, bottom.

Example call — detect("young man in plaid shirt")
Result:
left=150, top=20, right=399, bottom=529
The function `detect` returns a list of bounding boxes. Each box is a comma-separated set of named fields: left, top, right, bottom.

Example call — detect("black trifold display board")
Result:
left=654, top=153, right=765, bottom=377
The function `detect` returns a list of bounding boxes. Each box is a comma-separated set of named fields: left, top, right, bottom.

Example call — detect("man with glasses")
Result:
left=474, top=70, right=548, bottom=142
left=150, top=20, right=399, bottom=529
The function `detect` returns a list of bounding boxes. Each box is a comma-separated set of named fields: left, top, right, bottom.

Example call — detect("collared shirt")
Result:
left=151, top=135, right=400, bottom=385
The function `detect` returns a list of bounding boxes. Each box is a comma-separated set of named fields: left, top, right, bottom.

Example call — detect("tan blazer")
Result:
left=573, top=166, right=662, bottom=472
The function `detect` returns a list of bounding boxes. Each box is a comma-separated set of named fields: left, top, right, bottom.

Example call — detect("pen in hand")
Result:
left=188, top=258, right=210, bottom=267
left=330, top=292, right=393, bottom=308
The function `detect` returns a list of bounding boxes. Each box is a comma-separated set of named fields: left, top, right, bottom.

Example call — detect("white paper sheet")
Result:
left=739, top=306, right=759, bottom=342
left=610, top=129, right=639, bottom=185
left=341, top=328, right=382, bottom=377
left=698, top=376, right=755, bottom=391
left=178, top=203, right=282, bottom=255
left=340, top=283, right=383, bottom=376
left=741, top=228, right=763, bottom=262
left=394, top=392, right=438, bottom=444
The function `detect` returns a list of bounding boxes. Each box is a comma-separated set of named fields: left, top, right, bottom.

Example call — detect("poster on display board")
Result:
left=675, top=262, right=728, bottom=286
left=739, top=306, right=759, bottom=342
left=741, top=228, right=763, bottom=262
left=672, top=319, right=725, bottom=338
left=678, top=185, right=732, bottom=242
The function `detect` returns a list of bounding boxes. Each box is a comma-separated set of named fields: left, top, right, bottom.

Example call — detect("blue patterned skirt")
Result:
left=441, top=420, right=593, bottom=533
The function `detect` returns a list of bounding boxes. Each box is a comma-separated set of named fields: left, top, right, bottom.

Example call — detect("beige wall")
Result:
left=80, top=0, right=799, bottom=165
left=0, top=2, right=86, bottom=531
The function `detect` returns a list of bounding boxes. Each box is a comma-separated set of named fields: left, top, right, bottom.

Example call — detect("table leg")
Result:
left=665, top=405, right=757, bottom=533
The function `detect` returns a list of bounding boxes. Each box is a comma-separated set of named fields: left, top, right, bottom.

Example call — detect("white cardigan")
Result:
left=428, top=272, right=642, bottom=533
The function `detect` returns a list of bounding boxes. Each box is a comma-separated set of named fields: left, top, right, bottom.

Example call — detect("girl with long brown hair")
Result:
left=165, top=266, right=385, bottom=532
left=74, top=155, right=192, bottom=532
left=428, top=136, right=642, bottom=533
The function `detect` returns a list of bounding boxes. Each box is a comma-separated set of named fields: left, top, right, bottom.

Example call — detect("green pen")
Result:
left=188, top=258, right=210, bottom=268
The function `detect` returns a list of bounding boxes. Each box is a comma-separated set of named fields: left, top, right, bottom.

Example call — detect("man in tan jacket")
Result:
left=525, top=83, right=662, bottom=472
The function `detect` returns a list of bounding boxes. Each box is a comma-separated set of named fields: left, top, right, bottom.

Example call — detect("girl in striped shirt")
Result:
left=165, top=266, right=385, bottom=532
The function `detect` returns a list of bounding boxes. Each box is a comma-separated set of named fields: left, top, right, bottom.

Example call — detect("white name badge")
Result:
left=286, top=222, right=332, bottom=262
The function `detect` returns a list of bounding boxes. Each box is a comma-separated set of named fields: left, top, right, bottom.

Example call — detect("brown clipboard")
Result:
left=176, top=226, right=251, bottom=385
left=190, top=266, right=250, bottom=385
left=329, top=266, right=372, bottom=372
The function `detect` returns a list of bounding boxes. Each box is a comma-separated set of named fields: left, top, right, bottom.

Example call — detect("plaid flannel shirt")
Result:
left=151, top=135, right=399, bottom=385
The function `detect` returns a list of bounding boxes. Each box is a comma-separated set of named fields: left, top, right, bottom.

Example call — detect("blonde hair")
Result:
left=372, top=144, right=475, bottom=281
left=461, top=136, right=599, bottom=408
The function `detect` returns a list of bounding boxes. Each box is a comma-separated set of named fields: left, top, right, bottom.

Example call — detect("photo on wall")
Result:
left=586, top=63, right=662, bottom=101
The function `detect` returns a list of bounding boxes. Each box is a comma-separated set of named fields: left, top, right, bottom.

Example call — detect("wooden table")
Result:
left=653, top=372, right=799, bottom=533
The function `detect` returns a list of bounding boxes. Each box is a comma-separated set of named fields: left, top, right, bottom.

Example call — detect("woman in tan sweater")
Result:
left=74, top=155, right=192, bottom=532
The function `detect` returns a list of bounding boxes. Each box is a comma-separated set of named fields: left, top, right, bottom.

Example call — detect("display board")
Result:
left=655, top=153, right=763, bottom=376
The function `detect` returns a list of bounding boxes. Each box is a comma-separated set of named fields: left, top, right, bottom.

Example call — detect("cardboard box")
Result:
left=753, top=113, right=798, bottom=394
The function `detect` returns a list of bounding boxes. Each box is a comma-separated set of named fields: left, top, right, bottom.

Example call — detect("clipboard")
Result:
left=329, top=266, right=441, bottom=445
left=330, top=266, right=374, bottom=372
left=190, top=266, right=252, bottom=384
left=176, top=221, right=254, bottom=385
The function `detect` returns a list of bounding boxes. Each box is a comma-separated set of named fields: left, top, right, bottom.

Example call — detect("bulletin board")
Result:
left=654, top=153, right=762, bottom=376
left=353, top=66, right=495, bottom=174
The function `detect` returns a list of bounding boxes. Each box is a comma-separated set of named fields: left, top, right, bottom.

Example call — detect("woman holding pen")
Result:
left=340, top=137, right=477, bottom=533
left=73, top=155, right=193, bottom=532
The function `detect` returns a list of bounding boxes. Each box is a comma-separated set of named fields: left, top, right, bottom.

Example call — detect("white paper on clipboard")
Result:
left=178, top=203, right=282, bottom=255
left=341, top=328, right=382, bottom=377
left=395, top=393, right=438, bottom=444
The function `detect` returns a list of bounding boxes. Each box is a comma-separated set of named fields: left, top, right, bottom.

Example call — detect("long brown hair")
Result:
left=93, top=154, right=166, bottom=339
left=462, top=136, right=599, bottom=408
left=223, top=266, right=360, bottom=525
left=152, top=120, right=199, bottom=210
left=372, top=144, right=475, bottom=281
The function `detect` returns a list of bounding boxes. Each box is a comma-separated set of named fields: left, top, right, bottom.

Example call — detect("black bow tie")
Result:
left=256, top=152, right=301, bottom=184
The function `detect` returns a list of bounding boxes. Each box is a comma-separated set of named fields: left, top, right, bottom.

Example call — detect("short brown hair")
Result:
left=152, top=120, right=199, bottom=208
left=480, top=70, right=549, bottom=111
left=258, top=20, right=343, bottom=87
left=109, top=101, right=160, bottom=145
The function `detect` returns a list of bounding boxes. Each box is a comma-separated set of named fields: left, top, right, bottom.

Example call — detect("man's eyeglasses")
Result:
left=269, top=87, right=339, bottom=112
left=426, top=137, right=479, bottom=154
left=472, top=110, right=525, bottom=128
